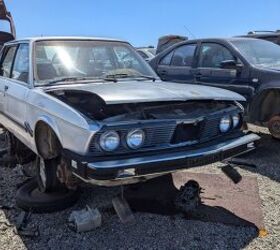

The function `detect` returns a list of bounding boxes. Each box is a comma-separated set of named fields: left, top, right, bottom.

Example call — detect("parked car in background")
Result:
left=242, top=30, right=280, bottom=45
left=150, top=37, right=280, bottom=138
left=136, top=46, right=156, bottom=61
left=156, top=35, right=188, bottom=54
left=0, top=37, right=259, bottom=193
left=0, top=0, right=16, bottom=48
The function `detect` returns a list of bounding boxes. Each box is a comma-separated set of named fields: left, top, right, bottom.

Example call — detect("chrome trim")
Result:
left=87, top=133, right=260, bottom=170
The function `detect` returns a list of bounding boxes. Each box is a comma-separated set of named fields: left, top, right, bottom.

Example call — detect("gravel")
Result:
left=0, top=124, right=280, bottom=250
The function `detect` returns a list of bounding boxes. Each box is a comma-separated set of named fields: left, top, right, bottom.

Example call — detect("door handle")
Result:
left=4, top=85, right=9, bottom=91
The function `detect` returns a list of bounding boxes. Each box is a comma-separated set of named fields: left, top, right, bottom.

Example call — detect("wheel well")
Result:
left=250, top=89, right=280, bottom=123
left=34, top=121, right=61, bottom=160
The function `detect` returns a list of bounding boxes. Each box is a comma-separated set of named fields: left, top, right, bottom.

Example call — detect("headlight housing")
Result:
left=99, top=131, right=120, bottom=151
left=126, top=129, right=145, bottom=149
left=232, top=114, right=241, bottom=128
left=219, top=116, right=231, bottom=133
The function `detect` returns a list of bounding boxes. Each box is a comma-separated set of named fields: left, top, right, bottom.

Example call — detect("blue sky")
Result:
left=4, top=0, right=280, bottom=47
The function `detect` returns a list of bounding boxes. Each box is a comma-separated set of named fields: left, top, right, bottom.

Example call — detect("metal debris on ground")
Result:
left=221, top=164, right=243, bottom=184
left=0, top=204, right=14, bottom=210
left=112, top=196, right=135, bottom=224
left=174, top=180, right=202, bottom=213
left=68, top=205, right=102, bottom=232
left=226, top=159, right=257, bottom=168
left=16, top=211, right=30, bottom=230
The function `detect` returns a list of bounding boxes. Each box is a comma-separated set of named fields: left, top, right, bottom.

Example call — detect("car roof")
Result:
left=174, top=37, right=261, bottom=44
left=5, top=36, right=128, bottom=45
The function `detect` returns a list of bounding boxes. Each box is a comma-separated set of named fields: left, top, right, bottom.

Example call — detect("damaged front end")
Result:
left=48, top=88, right=260, bottom=186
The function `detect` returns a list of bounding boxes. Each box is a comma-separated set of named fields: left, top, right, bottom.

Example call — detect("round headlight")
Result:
left=219, top=116, right=231, bottom=133
left=232, top=114, right=240, bottom=128
left=99, top=131, right=120, bottom=151
left=126, top=129, right=145, bottom=149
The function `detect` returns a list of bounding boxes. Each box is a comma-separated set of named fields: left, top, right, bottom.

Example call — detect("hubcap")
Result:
left=39, top=158, right=47, bottom=188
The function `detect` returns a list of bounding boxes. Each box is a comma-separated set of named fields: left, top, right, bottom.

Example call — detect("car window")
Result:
left=170, top=44, right=196, bottom=67
left=159, top=51, right=174, bottom=65
left=199, top=43, right=235, bottom=68
left=1, top=46, right=17, bottom=77
left=11, top=44, right=29, bottom=83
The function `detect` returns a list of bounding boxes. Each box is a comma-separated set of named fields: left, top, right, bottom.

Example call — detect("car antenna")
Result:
left=183, top=25, right=196, bottom=39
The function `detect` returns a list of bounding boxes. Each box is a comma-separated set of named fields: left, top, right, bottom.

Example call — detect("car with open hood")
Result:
left=0, top=37, right=259, bottom=192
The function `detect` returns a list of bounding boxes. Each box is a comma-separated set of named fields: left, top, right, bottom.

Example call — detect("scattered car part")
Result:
left=226, top=158, right=257, bottom=168
left=112, top=195, right=135, bottom=224
left=268, top=115, right=280, bottom=139
left=0, top=0, right=16, bottom=48
left=15, top=211, right=32, bottom=230
left=68, top=206, right=102, bottom=232
left=221, top=164, right=242, bottom=184
left=16, top=178, right=80, bottom=213
left=174, top=180, right=202, bottom=213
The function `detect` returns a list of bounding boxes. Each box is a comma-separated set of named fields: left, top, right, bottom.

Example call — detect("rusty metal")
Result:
left=57, top=158, right=78, bottom=190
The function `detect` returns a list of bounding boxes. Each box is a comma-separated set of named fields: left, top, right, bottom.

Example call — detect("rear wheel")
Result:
left=36, top=156, right=61, bottom=193
left=268, top=115, right=280, bottom=139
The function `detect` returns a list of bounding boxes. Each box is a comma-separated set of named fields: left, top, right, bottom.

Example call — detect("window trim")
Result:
left=169, top=43, right=197, bottom=68
left=10, top=43, right=30, bottom=85
left=197, top=42, right=241, bottom=69
left=0, top=44, right=19, bottom=79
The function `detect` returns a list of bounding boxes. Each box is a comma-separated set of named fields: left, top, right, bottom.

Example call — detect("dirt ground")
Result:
left=0, top=124, right=279, bottom=250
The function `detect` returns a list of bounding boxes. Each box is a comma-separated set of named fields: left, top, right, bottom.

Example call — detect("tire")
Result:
left=16, top=178, right=80, bottom=213
left=36, top=156, right=61, bottom=193
left=268, top=115, right=280, bottom=139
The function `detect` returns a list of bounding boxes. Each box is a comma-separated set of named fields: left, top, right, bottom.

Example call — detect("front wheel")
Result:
left=268, top=115, right=280, bottom=139
left=36, top=156, right=61, bottom=193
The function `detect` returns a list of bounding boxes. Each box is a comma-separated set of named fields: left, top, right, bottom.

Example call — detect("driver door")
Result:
left=195, top=42, right=253, bottom=100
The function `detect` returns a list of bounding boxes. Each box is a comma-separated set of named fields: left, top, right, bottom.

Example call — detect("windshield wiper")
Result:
left=104, top=73, right=156, bottom=82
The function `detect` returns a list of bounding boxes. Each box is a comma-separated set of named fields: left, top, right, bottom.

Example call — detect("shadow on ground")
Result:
left=0, top=167, right=258, bottom=250
left=233, top=131, right=280, bottom=183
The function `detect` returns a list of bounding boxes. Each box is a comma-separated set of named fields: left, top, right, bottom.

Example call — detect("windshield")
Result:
left=34, top=40, right=157, bottom=85
left=231, top=39, right=280, bottom=69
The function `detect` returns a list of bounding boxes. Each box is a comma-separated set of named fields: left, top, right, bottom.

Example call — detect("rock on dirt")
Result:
left=0, top=124, right=280, bottom=250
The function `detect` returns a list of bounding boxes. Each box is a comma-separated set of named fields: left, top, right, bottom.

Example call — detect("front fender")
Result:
left=34, top=115, right=62, bottom=145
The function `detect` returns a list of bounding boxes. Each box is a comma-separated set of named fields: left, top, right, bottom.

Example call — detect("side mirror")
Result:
left=220, top=60, right=243, bottom=70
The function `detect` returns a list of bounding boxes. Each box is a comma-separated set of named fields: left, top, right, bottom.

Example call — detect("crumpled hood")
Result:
left=46, top=80, right=245, bottom=104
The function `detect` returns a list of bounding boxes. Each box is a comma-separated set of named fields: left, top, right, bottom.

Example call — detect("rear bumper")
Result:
left=64, top=133, right=260, bottom=186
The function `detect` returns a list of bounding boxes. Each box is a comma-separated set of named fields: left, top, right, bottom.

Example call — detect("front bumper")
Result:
left=64, top=133, right=260, bottom=186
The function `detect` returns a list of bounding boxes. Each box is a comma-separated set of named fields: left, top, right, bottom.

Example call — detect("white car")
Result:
left=0, top=37, right=259, bottom=193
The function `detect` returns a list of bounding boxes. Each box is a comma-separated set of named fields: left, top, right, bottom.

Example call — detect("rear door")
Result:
left=156, top=43, right=197, bottom=83
left=195, top=42, right=254, bottom=100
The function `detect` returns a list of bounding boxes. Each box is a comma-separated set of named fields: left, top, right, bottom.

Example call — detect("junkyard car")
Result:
left=0, top=37, right=259, bottom=192
left=150, top=37, right=280, bottom=138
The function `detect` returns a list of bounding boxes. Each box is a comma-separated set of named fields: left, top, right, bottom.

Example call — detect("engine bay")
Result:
left=48, top=89, right=236, bottom=123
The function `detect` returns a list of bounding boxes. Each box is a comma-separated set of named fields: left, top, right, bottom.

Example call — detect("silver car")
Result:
left=0, top=37, right=259, bottom=192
